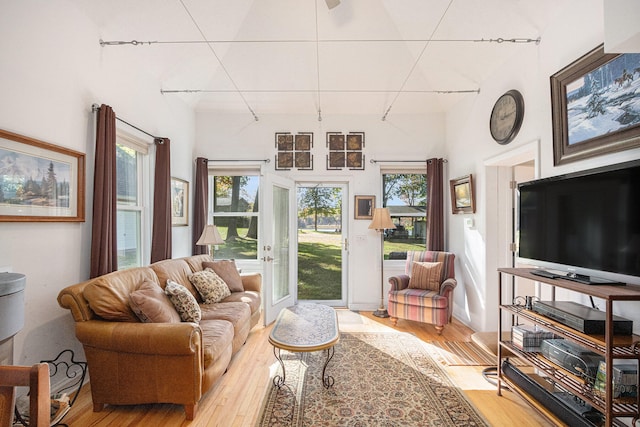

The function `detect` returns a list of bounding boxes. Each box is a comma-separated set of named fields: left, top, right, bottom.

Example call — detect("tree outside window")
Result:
left=382, top=173, right=426, bottom=259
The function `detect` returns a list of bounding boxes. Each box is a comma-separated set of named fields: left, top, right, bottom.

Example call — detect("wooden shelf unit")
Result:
left=497, top=268, right=640, bottom=427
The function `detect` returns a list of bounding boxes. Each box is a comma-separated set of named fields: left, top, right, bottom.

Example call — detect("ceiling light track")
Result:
left=99, top=37, right=540, bottom=46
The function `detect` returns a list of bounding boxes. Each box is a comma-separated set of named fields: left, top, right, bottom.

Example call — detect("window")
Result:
left=210, top=174, right=260, bottom=260
left=382, top=172, right=427, bottom=259
left=116, top=133, right=149, bottom=269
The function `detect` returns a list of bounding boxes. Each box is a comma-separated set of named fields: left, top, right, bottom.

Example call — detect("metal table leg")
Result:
left=322, top=346, right=335, bottom=388
left=272, top=346, right=286, bottom=388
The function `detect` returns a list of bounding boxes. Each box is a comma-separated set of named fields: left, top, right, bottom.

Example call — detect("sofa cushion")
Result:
left=221, top=291, right=261, bottom=315
left=202, top=260, right=244, bottom=292
left=129, top=280, right=181, bottom=323
left=189, top=269, right=231, bottom=304
left=200, top=302, right=251, bottom=353
left=150, top=258, right=201, bottom=302
left=408, top=261, right=442, bottom=291
left=199, top=319, right=234, bottom=368
left=84, top=267, right=158, bottom=322
left=165, top=280, right=202, bottom=323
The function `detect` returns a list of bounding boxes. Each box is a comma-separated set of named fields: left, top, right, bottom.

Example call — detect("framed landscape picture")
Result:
left=449, top=174, right=475, bottom=214
left=551, top=44, right=640, bottom=165
left=171, top=177, right=188, bottom=226
left=0, top=129, right=85, bottom=222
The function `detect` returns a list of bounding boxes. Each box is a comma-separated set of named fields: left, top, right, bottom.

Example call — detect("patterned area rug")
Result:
left=257, top=332, right=489, bottom=426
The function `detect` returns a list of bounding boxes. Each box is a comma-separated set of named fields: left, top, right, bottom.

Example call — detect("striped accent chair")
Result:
left=387, top=251, right=456, bottom=334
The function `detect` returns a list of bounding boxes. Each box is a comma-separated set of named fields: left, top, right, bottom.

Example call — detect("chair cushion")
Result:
left=388, top=288, right=449, bottom=308
left=199, top=319, right=234, bottom=367
left=408, top=262, right=442, bottom=291
left=189, top=269, right=231, bottom=303
left=129, top=280, right=181, bottom=323
left=202, top=260, right=244, bottom=292
left=165, top=280, right=202, bottom=323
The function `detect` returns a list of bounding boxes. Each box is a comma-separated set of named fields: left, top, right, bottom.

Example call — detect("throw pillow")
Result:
left=202, top=260, right=244, bottom=292
left=188, top=269, right=231, bottom=304
left=165, top=280, right=201, bottom=323
left=408, top=261, right=443, bottom=291
left=129, top=280, right=181, bottom=323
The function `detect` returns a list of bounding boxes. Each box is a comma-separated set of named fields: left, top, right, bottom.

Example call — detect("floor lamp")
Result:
left=368, top=208, right=396, bottom=318
left=196, top=224, right=225, bottom=259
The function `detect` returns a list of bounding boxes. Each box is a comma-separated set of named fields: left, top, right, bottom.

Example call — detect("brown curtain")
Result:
left=426, top=158, right=445, bottom=251
left=90, top=104, right=117, bottom=278
left=151, top=138, right=172, bottom=263
left=193, top=157, right=209, bottom=255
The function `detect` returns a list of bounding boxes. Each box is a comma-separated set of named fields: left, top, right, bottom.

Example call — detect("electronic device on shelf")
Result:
left=539, top=339, right=604, bottom=381
left=532, top=301, right=633, bottom=335
left=529, top=269, right=625, bottom=286
left=502, top=360, right=604, bottom=427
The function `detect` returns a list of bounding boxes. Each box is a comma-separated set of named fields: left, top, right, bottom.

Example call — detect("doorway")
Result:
left=296, top=183, right=348, bottom=306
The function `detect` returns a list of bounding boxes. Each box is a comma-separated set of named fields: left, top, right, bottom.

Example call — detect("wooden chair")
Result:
left=0, top=363, right=50, bottom=427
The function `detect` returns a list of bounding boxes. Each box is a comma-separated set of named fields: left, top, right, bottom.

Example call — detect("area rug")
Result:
left=427, top=341, right=497, bottom=366
left=257, top=332, right=489, bottom=426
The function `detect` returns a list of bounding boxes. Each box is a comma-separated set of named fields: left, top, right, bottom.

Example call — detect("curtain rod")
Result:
left=92, top=104, right=163, bottom=141
left=207, top=159, right=270, bottom=163
left=370, top=159, right=447, bottom=163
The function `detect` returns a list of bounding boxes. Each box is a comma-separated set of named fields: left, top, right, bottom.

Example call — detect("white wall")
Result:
left=445, top=0, right=640, bottom=332
left=0, top=0, right=196, bottom=365
left=195, top=112, right=446, bottom=310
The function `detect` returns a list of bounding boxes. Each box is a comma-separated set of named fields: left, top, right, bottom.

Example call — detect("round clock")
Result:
left=489, top=89, right=524, bottom=145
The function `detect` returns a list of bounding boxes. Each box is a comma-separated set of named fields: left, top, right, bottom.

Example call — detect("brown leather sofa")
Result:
left=57, top=255, right=261, bottom=420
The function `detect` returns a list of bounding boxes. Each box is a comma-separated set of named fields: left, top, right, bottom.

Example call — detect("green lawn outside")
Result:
left=212, top=227, right=424, bottom=300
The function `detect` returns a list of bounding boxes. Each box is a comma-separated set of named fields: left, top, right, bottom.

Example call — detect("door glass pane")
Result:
left=272, top=186, right=289, bottom=302
left=117, top=209, right=141, bottom=269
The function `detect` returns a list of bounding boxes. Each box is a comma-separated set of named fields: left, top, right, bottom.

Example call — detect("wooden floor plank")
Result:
left=61, top=311, right=553, bottom=426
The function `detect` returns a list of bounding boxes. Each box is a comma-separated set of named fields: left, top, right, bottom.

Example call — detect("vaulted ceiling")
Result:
left=71, top=0, right=571, bottom=120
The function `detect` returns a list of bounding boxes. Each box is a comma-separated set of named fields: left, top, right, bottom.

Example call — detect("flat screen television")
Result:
left=517, top=159, right=640, bottom=284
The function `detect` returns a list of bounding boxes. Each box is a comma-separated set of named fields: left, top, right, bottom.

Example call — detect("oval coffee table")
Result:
left=268, top=303, right=339, bottom=388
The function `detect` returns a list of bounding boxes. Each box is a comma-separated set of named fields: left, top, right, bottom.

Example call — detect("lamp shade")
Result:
left=196, top=225, right=225, bottom=246
left=368, top=208, right=396, bottom=231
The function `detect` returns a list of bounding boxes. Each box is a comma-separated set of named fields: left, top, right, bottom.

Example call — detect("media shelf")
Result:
left=497, top=268, right=640, bottom=427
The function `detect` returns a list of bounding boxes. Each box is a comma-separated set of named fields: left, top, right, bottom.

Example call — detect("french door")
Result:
left=262, top=174, right=297, bottom=325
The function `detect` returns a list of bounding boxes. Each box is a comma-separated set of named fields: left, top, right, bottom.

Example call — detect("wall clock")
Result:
left=489, top=89, right=524, bottom=145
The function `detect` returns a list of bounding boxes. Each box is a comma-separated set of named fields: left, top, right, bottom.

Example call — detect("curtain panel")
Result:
left=151, top=138, right=172, bottom=263
left=193, top=157, right=209, bottom=255
left=426, top=158, right=445, bottom=251
left=90, top=104, right=118, bottom=278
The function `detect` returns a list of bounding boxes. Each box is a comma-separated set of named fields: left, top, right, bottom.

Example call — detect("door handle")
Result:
left=262, top=256, right=274, bottom=262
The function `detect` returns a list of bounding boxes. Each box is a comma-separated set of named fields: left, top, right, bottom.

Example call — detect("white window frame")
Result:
left=208, top=164, right=262, bottom=271
left=380, top=165, right=427, bottom=265
left=116, top=130, right=152, bottom=269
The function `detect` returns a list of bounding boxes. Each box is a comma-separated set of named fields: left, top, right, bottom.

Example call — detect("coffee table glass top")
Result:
left=269, top=303, right=339, bottom=352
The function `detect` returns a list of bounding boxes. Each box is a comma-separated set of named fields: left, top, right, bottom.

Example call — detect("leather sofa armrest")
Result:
left=241, top=272, right=262, bottom=293
left=58, top=280, right=95, bottom=322
left=76, top=320, right=201, bottom=355
left=440, top=278, right=457, bottom=296
left=389, top=274, right=410, bottom=291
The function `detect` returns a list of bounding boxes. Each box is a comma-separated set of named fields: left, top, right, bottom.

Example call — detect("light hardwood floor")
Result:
left=61, top=311, right=554, bottom=426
